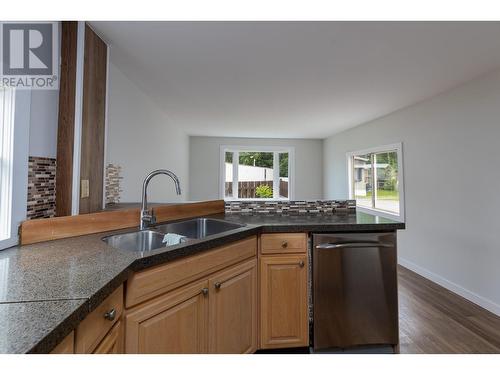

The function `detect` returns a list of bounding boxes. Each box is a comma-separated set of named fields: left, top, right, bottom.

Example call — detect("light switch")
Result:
left=81, top=179, right=90, bottom=198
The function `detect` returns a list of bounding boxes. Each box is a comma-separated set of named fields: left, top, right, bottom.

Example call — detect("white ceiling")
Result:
left=91, top=21, right=500, bottom=139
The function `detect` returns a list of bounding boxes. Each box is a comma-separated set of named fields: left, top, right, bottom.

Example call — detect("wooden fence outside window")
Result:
left=225, top=180, right=288, bottom=198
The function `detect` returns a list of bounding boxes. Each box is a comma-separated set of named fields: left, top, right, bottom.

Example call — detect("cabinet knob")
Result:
left=214, top=282, right=222, bottom=290
left=298, top=261, right=305, bottom=268
left=201, top=287, right=209, bottom=296
left=281, top=241, right=288, bottom=248
left=104, top=308, right=116, bottom=321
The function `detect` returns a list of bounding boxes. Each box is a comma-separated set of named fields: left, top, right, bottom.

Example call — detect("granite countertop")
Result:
left=0, top=210, right=404, bottom=353
left=0, top=300, right=88, bottom=354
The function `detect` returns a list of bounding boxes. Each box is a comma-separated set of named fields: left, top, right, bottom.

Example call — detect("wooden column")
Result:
left=55, top=21, right=78, bottom=216
left=79, top=25, right=107, bottom=214
left=55, top=22, right=108, bottom=216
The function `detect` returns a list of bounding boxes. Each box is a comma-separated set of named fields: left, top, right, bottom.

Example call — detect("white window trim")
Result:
left=71, top=21, right=86, bottom=215
left=0, top=89, right=30, bottom=250
left=346, top=142, right=405, bottom=222
left=219, top=145, right=295, bottom=201
left=0, top=88, right=15, bottom=248
left=102, top=42, right=110, bottom=209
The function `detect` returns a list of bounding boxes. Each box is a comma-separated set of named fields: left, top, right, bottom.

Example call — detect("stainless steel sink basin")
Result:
left=154, top=218, right=244, bottom=240
left=102, top=230, right=166, bottom=252
left=102, top=218, right=244, bottom=252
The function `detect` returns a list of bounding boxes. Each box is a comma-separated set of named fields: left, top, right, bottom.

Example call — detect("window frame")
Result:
left=0, top=89, right=30, bottom=250
left=346, top=143, right=405, bottom=221
left=219, top=145, right=295, bottom=201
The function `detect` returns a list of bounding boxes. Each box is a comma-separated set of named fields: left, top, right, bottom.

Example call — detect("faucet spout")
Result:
left=140, top=169, right=182, bottom=230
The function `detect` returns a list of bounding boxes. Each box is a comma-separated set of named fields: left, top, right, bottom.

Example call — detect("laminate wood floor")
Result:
left=398, top=266, right=500, bottom=354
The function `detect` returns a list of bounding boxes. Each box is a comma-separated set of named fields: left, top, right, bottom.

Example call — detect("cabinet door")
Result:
left=50, top=331, right=74, bottom=354
left=93, top=320, right=123, bottom=354
left=124, top=279, right=209, bottom=353
left=208, top=259, right=257, bottom=353
left=260, top=255, right=309, bottom=349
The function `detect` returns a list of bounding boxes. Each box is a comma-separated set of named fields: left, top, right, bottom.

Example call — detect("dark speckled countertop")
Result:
left=0, top=210, right=404, bottom=353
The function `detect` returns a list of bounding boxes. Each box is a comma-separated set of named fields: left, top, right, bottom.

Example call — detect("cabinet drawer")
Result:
left=126, top=236, right=257, bottom=308
left=75, top=285, right=124, bottom=353
left=261, top=233, right=307, bottom=254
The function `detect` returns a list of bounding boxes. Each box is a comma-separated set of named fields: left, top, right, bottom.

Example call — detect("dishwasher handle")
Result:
left=315, top=242, right=393, bottom=249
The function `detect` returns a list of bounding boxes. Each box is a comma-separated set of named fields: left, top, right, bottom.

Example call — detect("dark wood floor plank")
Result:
left=398, top=266, right=500, bottom=354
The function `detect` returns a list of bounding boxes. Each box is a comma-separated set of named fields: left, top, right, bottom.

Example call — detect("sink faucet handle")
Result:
left=150, top=208, right=157, bottom=225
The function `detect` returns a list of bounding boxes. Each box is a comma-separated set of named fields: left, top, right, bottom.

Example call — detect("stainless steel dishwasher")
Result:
left=312, top=232, right=399, bottom=352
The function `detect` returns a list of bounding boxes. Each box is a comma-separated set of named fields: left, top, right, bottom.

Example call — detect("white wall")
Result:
left=189, top=136, right=323, bottom=201
left=323, top=68, right=500, bottom=315
left=106, top=63, right=189, bottom=203
left=28, top=89, right=59, bottom=158
left=28, top=21, right=61, bottom=159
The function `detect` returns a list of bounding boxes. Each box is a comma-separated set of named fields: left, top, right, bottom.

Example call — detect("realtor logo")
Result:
left=1, top=22, right=59, bottom=89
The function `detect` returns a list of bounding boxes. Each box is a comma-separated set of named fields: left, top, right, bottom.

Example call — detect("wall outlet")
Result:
left=81, top=179, right=90, bottom=198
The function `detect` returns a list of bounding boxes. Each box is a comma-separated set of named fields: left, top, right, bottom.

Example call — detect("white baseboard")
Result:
left=398, top=257, right=500, bottom=317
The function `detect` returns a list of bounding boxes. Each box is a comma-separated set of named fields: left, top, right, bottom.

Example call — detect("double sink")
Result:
left=102, top=217, right=244, bottom=252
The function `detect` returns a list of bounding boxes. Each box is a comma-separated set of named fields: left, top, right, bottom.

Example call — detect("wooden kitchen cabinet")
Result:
left=125, top=279, right=209, bottom=354
left=260, top=254, right=309, bottom=349
left=93, top=320, right=123, bottom=354
left=208, top=259, right=257, bottom=353
left=124, top=258, right=258, bottom=354
left=124, top=236, right=258, bottom=354
left=126, top=236, right=257, bottom=308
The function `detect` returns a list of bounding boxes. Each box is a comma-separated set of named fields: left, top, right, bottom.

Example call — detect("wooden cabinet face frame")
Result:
left=53, top=234, right=314, bottom=354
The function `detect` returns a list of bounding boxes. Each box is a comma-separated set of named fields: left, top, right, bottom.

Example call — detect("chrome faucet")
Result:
left=140, top=169, right=182, bottom=230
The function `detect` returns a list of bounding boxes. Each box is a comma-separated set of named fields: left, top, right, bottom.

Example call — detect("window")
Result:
left=347, top=143, right=404, bottom=220
left=220, top=146, right=294, bottom=200
left=0, top=88, right=16, bottom=246
left=0, top=88, right=30, bottom=250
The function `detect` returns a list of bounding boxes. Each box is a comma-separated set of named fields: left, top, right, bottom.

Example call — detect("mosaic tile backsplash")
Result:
left=225, top=200, right=356, bottom=214
left=105, top=163, right=122, bottom=205
left=27, top=156, right=56, bottom=219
